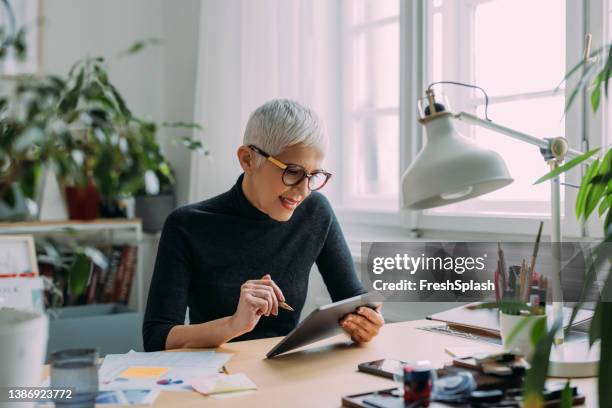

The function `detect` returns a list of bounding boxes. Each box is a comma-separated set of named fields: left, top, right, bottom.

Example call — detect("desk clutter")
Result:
left=44, top=348, right=257, bottom=405
left=344, top=351, right=585, bottom=407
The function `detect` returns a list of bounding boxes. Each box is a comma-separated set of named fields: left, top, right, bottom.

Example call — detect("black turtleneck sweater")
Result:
left=142, top=174, right=364, bottom=352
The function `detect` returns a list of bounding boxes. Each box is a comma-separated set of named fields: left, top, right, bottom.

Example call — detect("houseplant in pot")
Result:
left=133, top=121, right=207, bottom=233
left=515, top=41, right=612, bottom=407
left=0, top=33, right=68, bottom=221
left=54, top=51, right=207, bottom=220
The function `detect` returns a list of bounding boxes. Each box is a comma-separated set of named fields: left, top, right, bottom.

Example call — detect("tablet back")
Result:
left=266, top=292, right=381, bottom=358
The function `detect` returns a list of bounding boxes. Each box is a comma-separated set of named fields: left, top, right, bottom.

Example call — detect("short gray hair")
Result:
left=243, top=99, right=327, bottom=166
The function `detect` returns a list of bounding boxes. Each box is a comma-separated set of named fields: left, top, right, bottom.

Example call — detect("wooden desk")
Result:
left=144, top=320, right=597, bottom=407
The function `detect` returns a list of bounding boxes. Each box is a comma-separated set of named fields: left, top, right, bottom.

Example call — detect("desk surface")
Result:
left=139, top=320, right=597, bottom=408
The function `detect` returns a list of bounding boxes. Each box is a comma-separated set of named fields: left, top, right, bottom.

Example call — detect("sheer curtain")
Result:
left=189, top=0, right=341, bottom=202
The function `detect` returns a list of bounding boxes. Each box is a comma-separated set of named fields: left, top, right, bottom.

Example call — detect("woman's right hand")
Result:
left=230, top=274, right=286, bottom=335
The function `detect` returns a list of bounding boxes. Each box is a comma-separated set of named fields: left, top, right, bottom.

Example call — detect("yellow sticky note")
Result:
left=120, top=366, right=168, bottom=378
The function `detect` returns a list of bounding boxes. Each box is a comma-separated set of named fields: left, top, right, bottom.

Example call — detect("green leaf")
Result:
left=534, top=148, right=600, bottom=185
left=467, top=300, right=530, bottom=315
left=577, top=159, right=601, bottom=220
left=108, top=84, right=131, bottom=118
left=599, top=301, right=612, bottom=408
left=565, top=62, right=599, bottom=113
left=20, top=162, right=41, bottom=199
left=181, top=136, right=208, bottom=155
left=557, top=47, right=600, bottom=91
left=504, top=314, right=532, bottom=347
left=591, top=85, right=601, bottom=112
left=561, top=381, right=572, bottom=408
left=68, top=252, right=92, bottom=297
left=162, top=121, right=204, bottom=131
left=589, top=301, right=601, bottom=346
left=603, top=45, right=612, bottom=98
left=523, top=319, right=562, bottom=402
left=598, top=195, right=610, bottom=217
left=116, top=37, right=161, bottom=58
left=566, top=241, right=609, bottom=331
left=584, top=178, right=605, bottom=220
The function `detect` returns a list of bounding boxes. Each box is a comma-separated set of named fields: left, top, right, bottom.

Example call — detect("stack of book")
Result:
left=87, top=245, right=138, bottom=305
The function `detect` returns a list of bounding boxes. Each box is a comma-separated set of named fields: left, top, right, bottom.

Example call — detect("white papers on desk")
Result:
left=191, top=373, right=257, bottom=396
left=99, top=350, right=233, bottom=392
left=96, top=389, right=160, bottom=405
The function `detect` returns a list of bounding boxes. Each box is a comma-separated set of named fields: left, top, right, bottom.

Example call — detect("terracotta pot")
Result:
left=64, top=184, right=101, bottom=220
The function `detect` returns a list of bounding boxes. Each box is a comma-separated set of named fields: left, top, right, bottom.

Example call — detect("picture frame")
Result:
left=0, top=235, right=38, bottom=277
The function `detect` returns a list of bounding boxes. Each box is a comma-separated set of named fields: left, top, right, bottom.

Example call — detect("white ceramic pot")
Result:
left=499, top=311, right=546, bottom=360
left=0, top=308, right=48, bottom=408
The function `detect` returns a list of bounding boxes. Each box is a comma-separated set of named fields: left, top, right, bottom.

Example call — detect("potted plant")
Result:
left=514, top=42, right=612, bottom=407
left=50, top=51, right=207, bottom=221
left=0, top=5, right=206, bottom=222
left=133, top=122, right=207, bottom=233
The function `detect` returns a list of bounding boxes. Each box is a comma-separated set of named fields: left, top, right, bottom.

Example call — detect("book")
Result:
left=117, top=246, right=137, bottom=304
left=103, top=246, right=123, bottom=303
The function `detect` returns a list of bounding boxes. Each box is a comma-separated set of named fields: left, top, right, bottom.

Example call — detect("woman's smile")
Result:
left=279, top=195, right=302, bottom=211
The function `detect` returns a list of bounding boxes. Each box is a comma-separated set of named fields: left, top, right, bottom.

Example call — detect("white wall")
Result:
left=159, top=0, right=201, bottom=206
left=43, top=0, right=165, bottom=121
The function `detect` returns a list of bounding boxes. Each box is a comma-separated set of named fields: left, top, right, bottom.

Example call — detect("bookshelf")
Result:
left=0, top=219, right=144, bottom=312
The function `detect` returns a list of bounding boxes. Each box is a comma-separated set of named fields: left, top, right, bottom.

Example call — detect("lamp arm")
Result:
left=456, top=110, right=577, bottom=344
left=455, top=111, right=593, bottom=163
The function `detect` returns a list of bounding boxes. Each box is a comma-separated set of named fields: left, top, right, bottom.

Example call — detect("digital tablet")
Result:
left=266, top=291, right=382, bottom=358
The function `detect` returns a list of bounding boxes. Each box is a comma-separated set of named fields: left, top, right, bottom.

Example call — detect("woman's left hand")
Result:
left=340, top=305, right=384, bottom=343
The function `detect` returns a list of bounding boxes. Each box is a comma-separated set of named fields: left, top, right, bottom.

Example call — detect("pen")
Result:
left=262, top=274, right=294, bottom=311
left=497, top=242, right=507, bottom=290
left=279, top=302, right=294, bottom=312
left=526, top=221, right=544, bottom=299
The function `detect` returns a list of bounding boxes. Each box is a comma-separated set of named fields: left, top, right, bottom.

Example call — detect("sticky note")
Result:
left=120, top=366, right=169, bottom=378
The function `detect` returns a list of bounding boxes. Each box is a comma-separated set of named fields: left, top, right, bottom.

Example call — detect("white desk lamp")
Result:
left=402, top=82, right=600, bottom=377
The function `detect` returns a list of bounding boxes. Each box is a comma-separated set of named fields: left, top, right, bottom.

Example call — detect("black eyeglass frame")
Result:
left=248, top=144, right=332, bottom=191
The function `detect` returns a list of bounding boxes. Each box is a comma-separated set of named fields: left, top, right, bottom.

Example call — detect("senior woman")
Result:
left=143, top=99, right=384, bottom=351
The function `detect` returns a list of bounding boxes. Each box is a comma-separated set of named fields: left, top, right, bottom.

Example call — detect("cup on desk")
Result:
left=50, top=348, right=99, bottom=408
left=499, top=311, right=546, bottom=361
left=391, top=360, right=436, bottom=403
left=0, top=309, right=48, bottom=408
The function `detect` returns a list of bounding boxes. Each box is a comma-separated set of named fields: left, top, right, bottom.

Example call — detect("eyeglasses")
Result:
left=248, top=144, right=332, bottom=191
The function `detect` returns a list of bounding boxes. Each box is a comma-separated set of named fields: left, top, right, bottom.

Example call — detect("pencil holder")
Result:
left=499, top=311, right=546, bottom=361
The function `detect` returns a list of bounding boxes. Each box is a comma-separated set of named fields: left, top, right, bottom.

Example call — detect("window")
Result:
left=424, top=0, right=567, bottom=218
left=334, top=0, right=604, bottom=237
left=340, top=0, right=400, bottom=211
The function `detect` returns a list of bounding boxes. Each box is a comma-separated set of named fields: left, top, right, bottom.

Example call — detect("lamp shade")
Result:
left=402, top=113, right=513, bottom=209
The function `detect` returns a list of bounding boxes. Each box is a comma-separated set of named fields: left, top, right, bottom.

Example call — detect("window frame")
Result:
left=336, top=0, right=607, bottom=240
left=338, top=1, right=402, bottom=212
